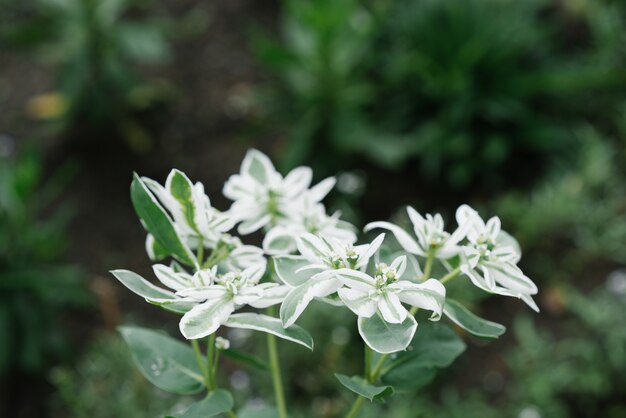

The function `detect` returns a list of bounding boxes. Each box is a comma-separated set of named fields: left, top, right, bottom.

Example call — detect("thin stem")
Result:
left=422, top=250, right=435, bottom=280
left=206, top=334, right=216, bottom=390
left=191, top=339, right=210, bottom=390
left=345, top=396, right=366, bottom=418
left=266, top=306, right=288, bottom=418
left=370, top=354, right=388, bottom=382
left=364, top=345, right=372, bottom=380
left=440, top=266, right=461, bottom=284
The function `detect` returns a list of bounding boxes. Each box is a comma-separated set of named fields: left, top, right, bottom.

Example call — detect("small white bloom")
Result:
left=263, top=202, right=357, bottom=255
left=456, top=205, right=539, bottom=312
left=142, top=169, right=235, bottom=258
left=335, top=255, right=447, bottom=324
left=365, top=206, right=466, bottom=259
left=215, top=336, right=231, bottom=350
left=278, top=233, right=385, bottom=327
left=223, top=149, right=335, bottom=235
left=177, top=265, right=290, bottom=339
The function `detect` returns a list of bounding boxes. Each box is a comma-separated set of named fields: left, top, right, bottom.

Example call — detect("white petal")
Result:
left=248, top=284, right=290, bottom=308
left=263, top=226, right=298, bottom=255
left=390, top=255, right=407, bottom=277
left=241, top=149, right=276, bottom=183
left=283, top=166, right=313, bottom=196
left=296, top=233, right=330, bottom=261
left=238, top=213, right=272, bottom=235
left=176, top=286, right=228, bottom=301
left=334, top=268, right=376, bottom=291
left=308, top=177, right=336, bottom=202
left=152, top=264, right=190, bottom=291
left=179, top=298, right=234, bottom=339
left=377, top=292, right=408, bottom=324
left=337, top=288, right=377, bottom=318
left=393, top=279, right=446, bottom=320
left=364, top=222, right=422, bottom=255
left=356, top=233, right=386, bottom=269
left=280, top=276, right=341, bottom=327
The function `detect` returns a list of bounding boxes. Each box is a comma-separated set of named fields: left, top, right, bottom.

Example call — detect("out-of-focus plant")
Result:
left=50, top=332, right=191, bottom=418
left=384, top=282, right=626, bottom=418
left=110, top=149, right=539, bottom=417
left=256, top=0, right=626, bottom=188
left=0, top=148, right=90, bottom=376
left=497, top=127, right=626, bottom=281
left=1, top=0, right=181, bottom=150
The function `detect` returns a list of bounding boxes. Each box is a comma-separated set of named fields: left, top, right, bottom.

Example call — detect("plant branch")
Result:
left=266, top=306, right=288, bottom=418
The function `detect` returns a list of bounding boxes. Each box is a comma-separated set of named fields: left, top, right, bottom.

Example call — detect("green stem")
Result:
left=364, top=345, right=372, bottom=380
left=422, top=250, right=435, bottom=280
left=344, top=347, right=388, bottom=418
left=345, top=396, right=366, bottom=418
left=440, top=266, right=461, bottom=284
left=206, top=334, right=216, bottom=390
left=266, top=307, right=288, bottom=418
left=191, top=339, right=210, bottom=390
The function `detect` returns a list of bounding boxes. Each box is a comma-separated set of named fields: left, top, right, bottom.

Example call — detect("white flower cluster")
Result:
left=113, top=149, right=538, bottom=354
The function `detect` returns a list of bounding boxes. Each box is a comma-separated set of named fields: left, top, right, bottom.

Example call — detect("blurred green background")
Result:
left=1, top=0, right=626, bottom=417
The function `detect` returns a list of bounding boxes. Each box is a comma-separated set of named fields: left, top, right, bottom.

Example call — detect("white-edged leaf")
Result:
left=273, top=255, right=315, bottom=287
left=279, top=275, right=341, bottom=327
left=358, top=314, right=417, bottom=354
left=111, top=269, right=176, bottom=301
left=225, top=313, right=313, bottom=350
left=443, top=298, right=506, bottom=339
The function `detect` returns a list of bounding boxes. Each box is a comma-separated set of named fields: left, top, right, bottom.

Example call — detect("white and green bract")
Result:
left=223, top=149, right=357, bottom=255
left=365, top=206, right=466, bottom=259
left=175, top=265, right=289, bottom=339
left=142, top=169, right=234, bottom=255
left=456, top=205, right=539, bottom=312
left=335, top=256, right=446, bottom=352
left=263, top=201, right=357, bottom=255
left=277, top=232, right=385, bottom=327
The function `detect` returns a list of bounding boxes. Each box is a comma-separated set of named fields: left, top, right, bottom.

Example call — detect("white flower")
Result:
left=212, top=234, right=267, bottom=273
left=456, top=204, right=539, bottom=312
left=223, top=149, right=335, bottom=235
left=176, top=265, right=290, bottom=339
left=335, top=256, right=446, bottom=324
left=263, top=202, right=357, bottom=255
left=142, top=169, right=234, bottom=259
left=365, top=206, right=466, bottom=259
left=277, top=233, right=385, bottom=327
left=215, top=336, right=230, bottom=350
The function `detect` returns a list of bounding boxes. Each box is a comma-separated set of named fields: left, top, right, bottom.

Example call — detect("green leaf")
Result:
left=110, top=269, right=175, bottom=301
left=167, top=170, right=198, bottom=233
left=130, top=173, right=195, bottom=265
left=382, top=322, right=466, bottom=390
left=118, top=326, right=204, bottom=395
left=443, top=298, right=506, bottom=339
left=358, top=314, right=417, bottom=354
left=178, top=389, right=234, bottom=418
left=273, top=255, right=313, bottom=287
left=222, top=348, right=268, bottom=370
left=335, top=373, right=394, bottom=401
left=239, top=405, right=278, bottom=418
left=225, top=313, right=314, bottom=350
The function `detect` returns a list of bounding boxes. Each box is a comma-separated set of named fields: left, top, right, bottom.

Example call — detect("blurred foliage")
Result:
left=50, top=332, right=190, bottom=418
left=392, top=284, right=626, bottom=418
left=0, top=148, right=91, bottom=375
left=497, top=127, right=626, bottom=280
left=255, top=0, right=626, bottom=188
left=0, top=0, right=185, bottom=149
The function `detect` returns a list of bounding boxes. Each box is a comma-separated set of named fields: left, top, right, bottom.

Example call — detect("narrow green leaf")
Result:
left=131, top=173, right=194, bottom=265
left=443, top=298, right=506, bottom=339
left=118, top=326, right=204, bottom=395
left=222, top=348, right=269, bottom=370
left=225, top=313, right=314, bottom=350
left=335, top=373, right=394, bottom=401
left=168, top=170, right=198, bottom=233
left=178, top=389, right=234, bottom=418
